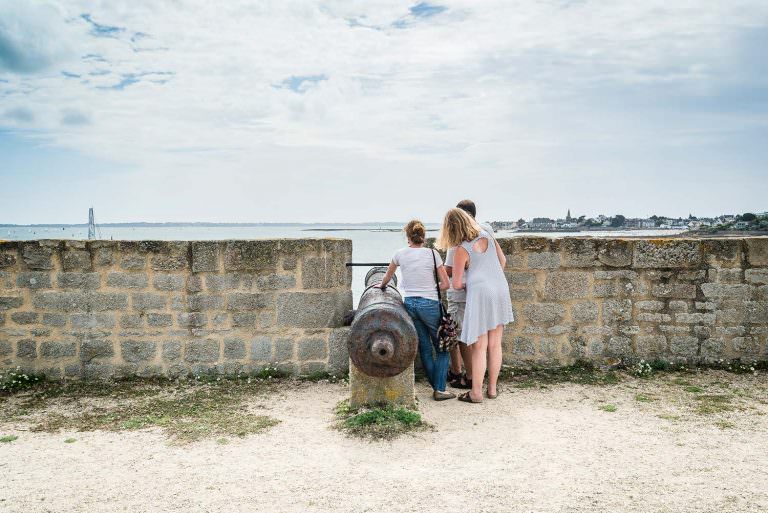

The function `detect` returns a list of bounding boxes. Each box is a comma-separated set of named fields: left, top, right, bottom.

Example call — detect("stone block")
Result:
left=42, top=313, right=66, bottom=326
left=571, top=302, right=598, bottom=323
left=633, top=240, right=702, bottom=268
left=226, top=293, right=271, bottom=311
left=328, top=328, right=350, bottom=374
left=636, top=335, right=667, bottom=355
left=119, top=314, right=142, bottom=328
left=57, top=272, right=101, bottom=289
left=511, top=336, right=535, bottom=356
left=594, top=270, right=638, bottom=280
left=745, top=302, right=768, bottom=324
left=186, top=275, right=203, bottom=293
left=695, top=301, right=716, bottom=311
left=33, top=292, right=128, bottom=312
left=22, top=242, right=55, bottom=270
left=746, top=238, right=768, bottom=266
left=597, top=240, right=633, bottom=267
left=232, top=313, right=256, bottom=327
left=11, top=312, right=37, bottom=324
left=0, top=248, right=17, bottom=269
left=523, top=303, right=565, bottom=323
left=651, top=283, right=697, bottom=299
left=702, top=239, right=743, bottom=268
left=274, top=337, right=294, bottom=361
left=732, top=336, right=762, bottom=356
left=668, top=300, right=689, bottom=312
left=282, top=255, right=297, bottom=271
left=107, top=272, right=148, bottom=289
left=276, top=291, right=350, bottom=328
left=70, top=313, right=116, bottom=329
left=205, top=274, right=242, bottom=292
left=709, top=269, right=744, bottom=284
left=250, top=336, right=273, bottom=361
left=17, top=339, right=37, bottom=358
left=675, top=313, right=716, bottom=325
left=191, top=242, right=219, bottom=272
left=694, top=326, right=712, bottom=338
left=302, top=255, right=350, bottom=289
left=0, top=340, right=10, bottom=356
left=185, top=339, right=220, bottom=362
left=178, top=313, right=208, bottom=328
left=636, top=313, right=672, bottom=323
left=670, top=335, right=698, bottom=358
left=150, top=242, right=189, bottom=271
left=0, top=271, right=11, bottom=289
left=79, top=339, right=114, bottom=362
left=508, top=288, right=535, bottom=300
left=121, top=340, right=157, bottom=362
left=40, top=341, right=76, bottom=358
left=153, top=274, right=185, bottom=291
left=349, top=362, right=414, bottom=408
left=147, top=313, right=172, bottom=327
left=17, top=271, right=52, bottom=289
left=593, top=282, right=619, bottom=298
left=259, top=312, right=275, bottom=329
left=561, top=239, right=597, bottom=267
left=298, top=337, right=327, bottom=361
left=745, top=269, right=768, bottom=285
left=81, top=363, right=115, bottom=380
left=90, top=242, right=115, bottom=267
left=605, top=336, right=632, bottom=358
left=162, top=340, right=182, bottom=360
left=223, top=241, right=278, bottom=272
left=186, top=294, right=225, bottom=312
left=602, top=299, right=632, bottom=322
left=700, top=283, right=751, bottom=300
left=527, top=252, right=560, bottom=269
left=543, top=272, right=590, bottom=300
left=505, top=271, right=537, bottom=286
left=131, top=293, right=167, bottom=311
left=62, top=249, right=92, bottom=271
left=224, top=338, right=246, bottom=359
left=119, top=253, right=147, bottom=271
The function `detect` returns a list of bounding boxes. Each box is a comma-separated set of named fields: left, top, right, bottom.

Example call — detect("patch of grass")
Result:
left=673, top=378, right=692, bottom=386
left=695, top=394, right=733, bottom=415
left=657, top=414, right=681, bottom=421
left=64, top=438, right=76, bottom=443
left=216, top=438, right=230, bottom=445
left=634, top=393, right=656, bottom=403
left=300, top=370, right=348, bottom=383
left=0, top=367, right=44, bottom=393
left=500, top=361, right=621, bottom=387
left=599, top=404, right=617, bottom=413
left=684, top=386, right=704, bottom=393
left=334, top=400, right=431, bottom=440
left=13, top=379, right=280, bottom=444
left=715, top=420, right=735, bottom=430
left=0, top=435, right=18, bottom=443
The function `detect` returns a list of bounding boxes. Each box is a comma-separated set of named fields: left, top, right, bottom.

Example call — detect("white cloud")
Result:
left=1, top=0, right=767, bottom=222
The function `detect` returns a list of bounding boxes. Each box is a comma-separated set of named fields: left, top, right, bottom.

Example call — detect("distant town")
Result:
left=490, top=210, right=768, bottom=234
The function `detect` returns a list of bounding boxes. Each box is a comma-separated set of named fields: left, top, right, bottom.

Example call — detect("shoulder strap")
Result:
left=430, top=249, right=445, bottom=315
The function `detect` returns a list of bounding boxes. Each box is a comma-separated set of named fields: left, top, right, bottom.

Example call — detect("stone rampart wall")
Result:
left=0, top=239, right=352, bottom=379
left=497, top=237, right=768, bottom=365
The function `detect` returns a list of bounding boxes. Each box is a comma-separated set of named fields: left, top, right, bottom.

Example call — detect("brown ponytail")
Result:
left=404, top=219, right=426, bottom=244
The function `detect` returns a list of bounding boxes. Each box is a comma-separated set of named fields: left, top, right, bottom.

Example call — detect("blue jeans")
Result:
left=403, top=296, right=450, bottom=392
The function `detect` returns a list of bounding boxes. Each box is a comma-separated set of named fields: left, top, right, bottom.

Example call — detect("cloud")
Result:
left=61, top=109, right=90, bottom=126
left=4, top=106, right=34, bottom=123
left=0, top=0, right=767, bottom=222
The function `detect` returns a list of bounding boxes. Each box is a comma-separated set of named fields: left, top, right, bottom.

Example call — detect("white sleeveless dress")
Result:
left=459, top=231, right=514, bottom=345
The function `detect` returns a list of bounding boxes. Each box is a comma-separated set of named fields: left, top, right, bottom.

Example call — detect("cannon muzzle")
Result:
left=347, top=266, right=418, bottom=378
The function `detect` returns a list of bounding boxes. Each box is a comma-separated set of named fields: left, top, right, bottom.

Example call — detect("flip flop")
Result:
left=486, top=389, right=498, bottom=399
left=457, top=391, right=482, bottom=404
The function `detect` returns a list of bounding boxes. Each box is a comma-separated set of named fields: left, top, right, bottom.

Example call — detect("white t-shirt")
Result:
left=392, top=247, right=444, bottom=301
left=445, top=223, right=495, bottom=303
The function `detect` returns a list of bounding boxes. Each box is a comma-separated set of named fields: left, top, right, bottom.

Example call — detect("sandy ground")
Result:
left=1, top=372, right=768, bottom=513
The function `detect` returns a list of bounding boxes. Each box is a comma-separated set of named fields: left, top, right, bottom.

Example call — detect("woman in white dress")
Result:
left=438, top=208, right=514, bottom=403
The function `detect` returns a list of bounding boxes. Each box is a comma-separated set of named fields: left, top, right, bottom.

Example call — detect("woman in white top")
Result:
left=378, top=220, right=454, bottom=401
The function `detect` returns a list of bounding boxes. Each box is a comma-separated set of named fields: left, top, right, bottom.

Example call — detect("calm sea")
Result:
left=1, top=224, right=685, bottom=305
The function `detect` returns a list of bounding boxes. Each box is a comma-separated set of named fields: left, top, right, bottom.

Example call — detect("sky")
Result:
left=1, top=0, right=767, bottom=225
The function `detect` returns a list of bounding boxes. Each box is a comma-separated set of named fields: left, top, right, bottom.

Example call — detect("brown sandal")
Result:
left=457, top=391, right=482, bottom=404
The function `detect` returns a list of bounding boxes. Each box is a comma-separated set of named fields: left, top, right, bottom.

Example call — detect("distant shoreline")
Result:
left=0, top=222, right=410, bottom=228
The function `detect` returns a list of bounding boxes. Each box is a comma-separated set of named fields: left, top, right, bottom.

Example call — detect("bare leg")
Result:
left=449, top=345, right=462, bottom=375
left=460, top=343, right=473, bottom=380
left=470, top=334, right=488, bottom=401
left=486, top=325, right=503, bottom=397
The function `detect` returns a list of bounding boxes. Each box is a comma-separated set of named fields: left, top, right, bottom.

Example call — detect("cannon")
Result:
left=347, top=266, right=418, bottom=378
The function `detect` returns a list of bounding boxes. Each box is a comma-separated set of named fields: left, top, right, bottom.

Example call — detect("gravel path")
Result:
left=1, top=372, right=767, bottom=513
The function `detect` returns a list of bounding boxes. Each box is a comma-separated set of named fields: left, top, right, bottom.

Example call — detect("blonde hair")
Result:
left=437, top=208, right=480, bottom=250
left=404, top=219, right=426, bottom=244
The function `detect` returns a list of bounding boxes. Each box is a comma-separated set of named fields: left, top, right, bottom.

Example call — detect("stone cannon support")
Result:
left=348, top=267, right=418, bottom=407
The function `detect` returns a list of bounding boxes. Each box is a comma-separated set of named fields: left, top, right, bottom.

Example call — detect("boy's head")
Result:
left=456, top=199, right=476, bottom=219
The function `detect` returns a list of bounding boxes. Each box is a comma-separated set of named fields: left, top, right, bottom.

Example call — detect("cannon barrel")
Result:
left=348, top=266, right=418, bottom=378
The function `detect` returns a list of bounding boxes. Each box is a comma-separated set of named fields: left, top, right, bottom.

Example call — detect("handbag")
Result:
left=430, top=249, right=459, bottom=352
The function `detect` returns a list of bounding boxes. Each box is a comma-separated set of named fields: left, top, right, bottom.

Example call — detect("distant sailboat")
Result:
left=88, top=207, right=102, bottom=240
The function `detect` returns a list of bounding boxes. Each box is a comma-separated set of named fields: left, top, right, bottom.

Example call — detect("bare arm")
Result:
left=378, top=261, right=398, bottom=289
left=437, top=265, right=450, bottom=291
left=494, top=239, right=506, bottom=269
left=452, top=247, right=469, bottom=290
